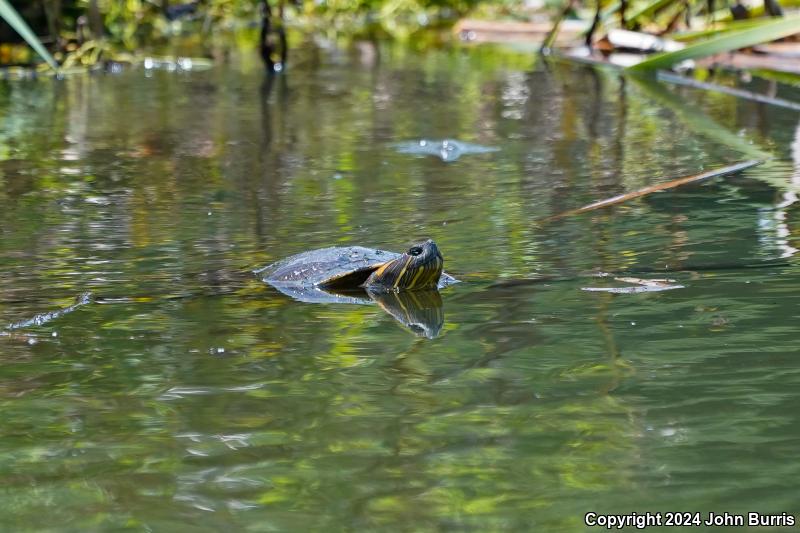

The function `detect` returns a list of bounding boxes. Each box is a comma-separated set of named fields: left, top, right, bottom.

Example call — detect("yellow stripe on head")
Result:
left=372, top=261, right=391, bottom=278
left=419, top=259, right=436, bottom=288
left=407, top=263, right=426, bottom=288
left=392, top=255, right=414, bottom=289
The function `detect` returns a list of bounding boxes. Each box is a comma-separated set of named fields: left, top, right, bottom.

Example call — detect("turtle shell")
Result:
left=256, top=246, right=398, bottom=288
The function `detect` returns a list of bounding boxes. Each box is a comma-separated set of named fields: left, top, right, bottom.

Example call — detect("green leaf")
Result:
left=626, top=0, right=681, bottom=27
left=671, top=19, right=767, bottom=42
left=0, top=0, right=58, bottom=71
left=628, top=15, right=800, bottom=71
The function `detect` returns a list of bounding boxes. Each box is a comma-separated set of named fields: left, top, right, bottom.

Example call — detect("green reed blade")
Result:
left=0, top=0, right=58, bottom=70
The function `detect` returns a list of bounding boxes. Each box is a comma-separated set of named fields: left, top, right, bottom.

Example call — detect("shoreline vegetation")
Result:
left=1, top=2, right=795, bottom=204
left=0, top=0, right=797, bottom=79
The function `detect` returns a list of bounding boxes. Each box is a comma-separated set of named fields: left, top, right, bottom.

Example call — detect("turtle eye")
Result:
left=409, top=246, right=423, bottom=256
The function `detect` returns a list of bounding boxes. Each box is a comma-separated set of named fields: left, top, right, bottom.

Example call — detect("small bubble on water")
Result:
left=27, top=338, right=37, bottom=345
left=52, top=331, right=58, bottom=337
left=207, top=211, right=212, bottom=216
left=631, top=322, right=636, bottom=326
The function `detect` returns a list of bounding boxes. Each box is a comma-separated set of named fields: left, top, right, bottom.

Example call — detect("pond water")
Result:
left=1, top=43, right=800, bottom=531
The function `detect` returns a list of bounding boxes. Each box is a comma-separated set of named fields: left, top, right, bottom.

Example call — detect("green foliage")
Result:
left=1, top=0, right=514, bottom=58
left=99, top=0, right=169, bottom=49
left=296, top=0, right=484, bottom=39
left=1, top=0, right=797, bottom=69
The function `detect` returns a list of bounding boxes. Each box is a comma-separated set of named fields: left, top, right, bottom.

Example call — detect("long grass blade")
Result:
left=628, top=15, right=800, bottom=71
left=671, top=18, right=767, bottom=42
left=0, top=0, right=58, bottom=70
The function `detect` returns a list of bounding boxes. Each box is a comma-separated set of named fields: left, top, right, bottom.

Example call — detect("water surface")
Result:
left=1, top=43, right=800, bottom=531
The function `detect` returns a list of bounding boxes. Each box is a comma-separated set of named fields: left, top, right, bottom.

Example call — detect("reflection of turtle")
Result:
left=371, top=289, right=444, bottom=339
left=256, top=239, right=457, bottom=338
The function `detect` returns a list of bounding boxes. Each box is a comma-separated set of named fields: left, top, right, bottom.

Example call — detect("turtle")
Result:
left=256, top=239, right=457, bottom=303
left=256, top=239, right=456, bottom=338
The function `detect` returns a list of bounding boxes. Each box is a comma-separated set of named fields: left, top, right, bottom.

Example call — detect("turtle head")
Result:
left=365, top=239, right=443, bottom=291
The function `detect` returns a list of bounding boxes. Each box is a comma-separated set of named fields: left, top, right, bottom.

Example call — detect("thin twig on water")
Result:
left=546, top=159, right=762, bottom=220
